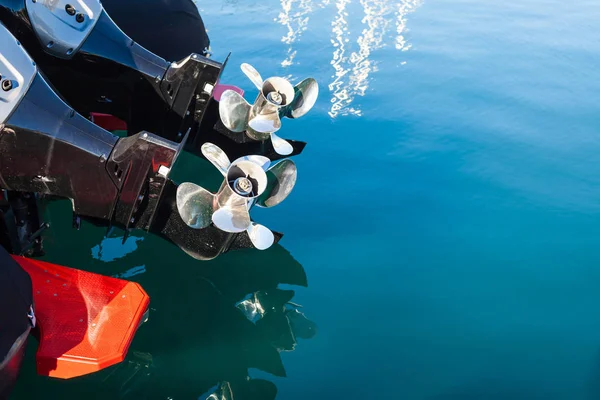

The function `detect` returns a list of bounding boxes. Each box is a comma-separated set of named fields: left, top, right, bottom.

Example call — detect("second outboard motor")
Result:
left=0, top=0, right=223, bottom=144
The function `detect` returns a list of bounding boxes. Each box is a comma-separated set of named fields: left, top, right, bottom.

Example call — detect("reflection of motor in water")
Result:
left=237, top=289, right=318, bottom=351
left=201, top=289, right=318, bottom=400
left=10, top=229, right=316, bottom=400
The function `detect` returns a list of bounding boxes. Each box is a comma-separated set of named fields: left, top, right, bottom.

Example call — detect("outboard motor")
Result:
left=0, top=246, right=34, bottom=399
left=0, top=0, right=223, bottom=147
left=0, top=0, right=319, bottom=164
left=93, top=0, right=314, bottom=162
left=0, top=23, right=273, bottom=260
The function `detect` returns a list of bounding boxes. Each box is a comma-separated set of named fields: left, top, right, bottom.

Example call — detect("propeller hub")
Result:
left=262, top=77, right=295, bottom=107
left=233, top=177, right=253, bottom=196
left=267, top=91, right=283, bottom=105
left=227, top=160, right=268, bottom=198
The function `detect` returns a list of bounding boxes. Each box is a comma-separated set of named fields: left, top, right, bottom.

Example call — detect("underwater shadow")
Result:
left=10, top=232, right=315, bottom=400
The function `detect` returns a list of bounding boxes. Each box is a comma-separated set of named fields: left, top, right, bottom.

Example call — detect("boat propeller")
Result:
left=218, top=63, right=319, bottom=156
left=176, top=143, right=297, bottom=250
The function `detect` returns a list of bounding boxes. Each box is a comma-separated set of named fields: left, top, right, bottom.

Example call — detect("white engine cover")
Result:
left=0, top=24, right=37, bottom=125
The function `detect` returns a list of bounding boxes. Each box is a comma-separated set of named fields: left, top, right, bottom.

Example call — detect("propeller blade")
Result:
left=176, top=182, right=215, bottom=229
left=247, top=222, right=275, bottom=250
left=237, top=155, right=271, bottom=171
left=248, top=112, right=282, bottom=134
left=201, top=143, right=231, bottom=176
left=212, top=204, right=251, bottom=233
left=241, top=63, right=264, bottom=91
left=256, top=159, right=297, bottom=208
left=282, top=77, right=319, bottom=119
left=270, top=132, right=294, bottom=156
left=219, top=90, right=252, bottom=132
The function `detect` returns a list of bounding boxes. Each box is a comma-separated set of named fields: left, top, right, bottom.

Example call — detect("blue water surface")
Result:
left=12, top=0, right=600, bottom=398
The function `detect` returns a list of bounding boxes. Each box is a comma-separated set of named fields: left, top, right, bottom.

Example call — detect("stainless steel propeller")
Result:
left=218, top=63, right=319, bottom=156
left=176, top=143, right=297, bottom=250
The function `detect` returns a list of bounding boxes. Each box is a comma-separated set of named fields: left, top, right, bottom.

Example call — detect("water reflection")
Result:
left=91, top=236, right=144, bottom=262
left=10, top=201, right=315, bottom=400
left=236, top=290, right=316, bottom=351
left=277, top=0, right=329, bottom=67
left=108, top=242, right=314, bottom=400
left=328, top=0, right=422, bottom=117
left=276, top=0, right=422, bottom=117
left=329, top=0, right=357, bottom=117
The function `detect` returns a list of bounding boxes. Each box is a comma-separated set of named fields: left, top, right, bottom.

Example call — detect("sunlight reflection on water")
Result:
left=274, top=0, right=422, bottom=117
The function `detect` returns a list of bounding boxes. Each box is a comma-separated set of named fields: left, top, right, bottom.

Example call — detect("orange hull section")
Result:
left=13, top=256, right=149, bottom=379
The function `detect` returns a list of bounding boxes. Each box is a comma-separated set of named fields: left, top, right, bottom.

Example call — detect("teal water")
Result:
left=11, top=0, right=600, bottom=398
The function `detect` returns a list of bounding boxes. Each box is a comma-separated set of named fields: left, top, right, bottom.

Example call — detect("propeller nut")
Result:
left=233, top=177, right=253, bottom=196
left=267, top=91, right=283, bottom=105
